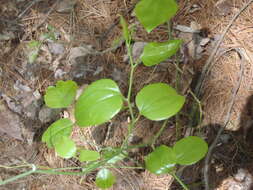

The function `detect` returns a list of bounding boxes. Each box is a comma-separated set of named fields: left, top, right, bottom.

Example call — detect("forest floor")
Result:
left=1, top=0, right=253, bottom=189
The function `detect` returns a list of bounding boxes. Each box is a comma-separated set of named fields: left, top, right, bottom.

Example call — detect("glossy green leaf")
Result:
left=173, top=136, right=208, bottom=165
left=120, top=16, right=130, bottom=43
left=141, top=40, right=182, bottom=66
left=42, top=118, right=73, bottom=148
left=136, top=83, right=185, bottom=121
left=145, top=145, right=176, bottom=174
left=95, top=168, right=116, bottom=189
left=79, top=149, right=100, bottom=162
left=134, top=0, right=178, bottom=33
left=44, top=80, right=78, bottom=108
left=75, top=79, right=123, bottom=127
left=54, top=136, right=76, bottom=159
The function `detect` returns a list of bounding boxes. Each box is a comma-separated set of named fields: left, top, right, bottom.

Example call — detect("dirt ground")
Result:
left=1, top=0, right=253, bottom=189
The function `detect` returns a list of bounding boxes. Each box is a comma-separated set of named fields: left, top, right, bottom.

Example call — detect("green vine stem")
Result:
left=0, top=151, right=119, bottom=186
left=171, top=172, right=189, bottom=190
left=121, top=41, right=138, bottom=149
left=0, top=165, right=36, bottom=186
left=151, top=119, right=168, bottom=150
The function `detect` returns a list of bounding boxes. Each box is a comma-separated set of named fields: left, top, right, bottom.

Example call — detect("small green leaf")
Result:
left=40, top=31, right=57, bottom=41
left=75, top=79, right=123, bottom=127
left=42, top=118, right=73, bottom=148
left=136, top=83, right=185, bottom=121
left=173, top=136, right=208, bottom=165
left=134, top=0, right=178, bottom=33
left=111, top=36, right=123, bottom=48
left=28, top=40, right=41, bottom=48
left=44, top=80, right=78, bottom=108
left=47, top=24, right=55, bottom=31
left=54, top=136, right=76, bottom=159
left=95, top=168, right=116, bottom=189
left=79, top=149, right=100, bottom=162
left=120, top=16, right=130, bottom=43
left=141, top=40, right=182, bottom=66
left=145, top=145, right=176, bottom=174
left=28, top=50, right=39, bottom=64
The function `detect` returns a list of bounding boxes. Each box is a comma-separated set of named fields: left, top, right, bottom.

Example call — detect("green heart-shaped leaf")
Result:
left=75, top=79, right=123, bottom=127
left=95, top=168, right=116, bottom=189
left=134, top=0, right=178, bottom=33
left=173, top=136, right=208, bottom=165
left=42, top=118, right=73, bottom=148
left=136, top=83, right=185, bottom=121
left=79, top=149, right=100, bottom=162
left=141, top=40, right=182, bottom=66
left=145, top=145, right=176, bottom=174
left=44, top=80, right=78, bottom=108
left=54, top=136, right=76, bottom=159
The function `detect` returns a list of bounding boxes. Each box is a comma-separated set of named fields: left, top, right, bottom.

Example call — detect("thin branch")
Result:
left=203, top=48, right=245, bottom=190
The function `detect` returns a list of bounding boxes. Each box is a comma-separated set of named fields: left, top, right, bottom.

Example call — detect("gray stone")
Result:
left=68, top=46, right=92, bottom=65
left=39, top=106, right=61, bottom=123
left=48, top=42, right=65, bottom=55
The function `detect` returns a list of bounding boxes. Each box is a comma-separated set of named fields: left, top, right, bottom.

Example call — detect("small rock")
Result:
left=39, top=106, right=61, bottom=123
left=68, top=45, right=92, bottom=65
left=174, top=25, right=196, bottom=33
left=13, top=80, right=32, bottom=92
left=56, top=0, right=77, bottom=13
left=215, top=0, right=232, bottom=16
left=48, top=42, right=65, bottom=55
left=218, top=169, right=253, bottom=190
left=0, top=102, right=23, bottom=140
left=54, top=68, right=66, bottom=79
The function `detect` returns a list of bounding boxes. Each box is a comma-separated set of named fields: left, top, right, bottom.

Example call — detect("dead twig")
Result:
left=203, top=48, right=245, bottom=190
